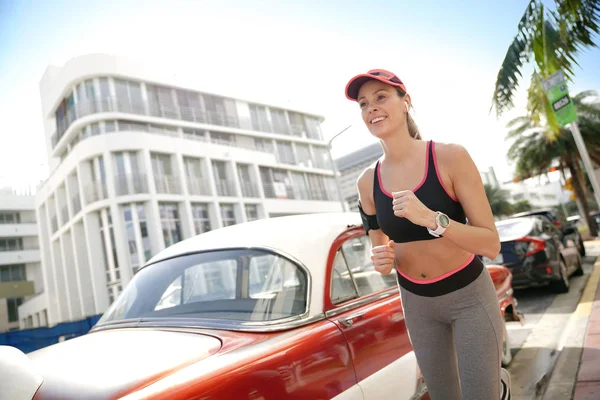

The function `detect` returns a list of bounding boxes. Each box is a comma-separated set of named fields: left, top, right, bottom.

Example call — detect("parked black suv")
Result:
left=511, top=209, right=586, bottom=257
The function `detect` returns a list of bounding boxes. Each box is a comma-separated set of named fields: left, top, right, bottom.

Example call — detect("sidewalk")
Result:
left=573, top=243, right=600, bottom=400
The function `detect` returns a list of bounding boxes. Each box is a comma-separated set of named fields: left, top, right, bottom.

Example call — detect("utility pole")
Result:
left=326, top=125, right=352, bottom=212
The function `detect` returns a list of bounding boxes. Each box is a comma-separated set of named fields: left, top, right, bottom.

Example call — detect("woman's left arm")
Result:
left=392, top=144, right=500, bottom=259
left=434, top=144, right=500, bottom=259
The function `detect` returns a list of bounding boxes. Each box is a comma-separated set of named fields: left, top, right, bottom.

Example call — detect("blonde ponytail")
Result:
left=396, top=88, right=422, bottom=140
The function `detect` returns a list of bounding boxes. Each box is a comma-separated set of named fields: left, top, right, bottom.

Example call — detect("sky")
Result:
left=1, top=0, right=599, bottom=191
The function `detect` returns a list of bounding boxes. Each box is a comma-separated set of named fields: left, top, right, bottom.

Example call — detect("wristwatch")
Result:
left=428, top=212, right=450, bottom=237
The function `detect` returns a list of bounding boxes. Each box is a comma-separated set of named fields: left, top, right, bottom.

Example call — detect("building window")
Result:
left=291, top=172, right=310, bottom=200
left=159, top=203, right=182, bottom=247
left=312, top=146, right=332, bottom=169
left=249, top=104, right=272, bottom=132
left=152, top=153, right=180, bottom=194
left=122, top=203, right=151, bottom=274
left=114, top=79, right=143, bottom=114
left=176, top=89, right=203, bottom=122
left=114, top=151, right=146, bottom=195
left=212, top=160, right=235, bottom=197
left=295, top=144, right=313, bottom=168
left=304, top=116, right=322, bottom=140
left=76, top=79, right=97, bottom=116
left=192, top=203, right=212, bottom=234
left=237, top=164, right=258, bottom=197
left=147, top=84, right=177, bottom=118
left=255, top=138, right=274, bottom=154
left=0, top=264, right=25, bottom=282
left=276, top=141, right=295, bottom=165
left=245, top=204, right=259, bottom=222
left=7, top=298, right=24, bottom=323
left=0, top=238, right=23, bottom=252
left=184, top=157, right=210, bottom=196
left=203, top=94, right=230, bottom=126
left=0, top=213, right=19, bottom=224
left=270, top=108, right=290, bottom=135
left=123, top=205, right=140, bottom=274
left=99, top=209, right=120, bottom=291
left=307, top=174, right=333, bottom=201
left=220, top=204, right=236, bottom=227
left=288, top=112, right=306, bottom=137
left=260, top=167, right=292, bottom=199
left=98, top=77, right=112, bottom=112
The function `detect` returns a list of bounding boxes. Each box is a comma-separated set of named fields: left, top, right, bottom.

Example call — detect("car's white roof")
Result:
left=147, top=212, right=363, bottom=317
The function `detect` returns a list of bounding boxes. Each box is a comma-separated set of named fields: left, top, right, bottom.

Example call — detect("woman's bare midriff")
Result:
left=394, top=237, right=473, bottom=281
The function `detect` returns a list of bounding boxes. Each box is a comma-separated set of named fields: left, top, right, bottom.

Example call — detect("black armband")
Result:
left=358, top=202, right=380, bottom=235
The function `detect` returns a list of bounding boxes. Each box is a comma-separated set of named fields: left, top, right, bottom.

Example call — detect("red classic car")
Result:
left=2, top=212, right=522, bottom=400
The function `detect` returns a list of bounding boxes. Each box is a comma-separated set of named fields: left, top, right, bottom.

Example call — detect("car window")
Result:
left=331, top=251, right=359, bottom=304
left=341, top=236, right=397, bottom=296
left=330, top=235, right=397, bottom=305
left=97, top=249, right=308, bottom=325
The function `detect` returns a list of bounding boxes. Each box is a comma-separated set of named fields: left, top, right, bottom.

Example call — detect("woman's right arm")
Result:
left=357, top=167, right=396, bottom=274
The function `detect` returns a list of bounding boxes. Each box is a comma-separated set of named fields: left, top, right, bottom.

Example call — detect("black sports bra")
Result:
left=373, top=140, right=466, bottom=243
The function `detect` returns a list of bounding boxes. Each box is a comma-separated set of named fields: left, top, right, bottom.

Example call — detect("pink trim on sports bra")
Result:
left=377, top=141, right=430, bottom=198
left=431, top=142, right=459, bottom=202
left=397, top=254, right=475, bottom=284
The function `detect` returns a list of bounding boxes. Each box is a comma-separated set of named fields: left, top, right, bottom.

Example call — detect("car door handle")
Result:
left=338, top=312, right=365, bottom=328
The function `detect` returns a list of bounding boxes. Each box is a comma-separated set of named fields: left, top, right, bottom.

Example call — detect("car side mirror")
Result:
left=0, top=345, right=43, bottom=400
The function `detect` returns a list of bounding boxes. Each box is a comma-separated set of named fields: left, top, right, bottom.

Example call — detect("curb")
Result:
left=541, top=255, right=600, bottom=399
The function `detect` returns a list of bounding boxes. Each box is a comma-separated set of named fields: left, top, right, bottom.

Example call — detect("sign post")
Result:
left=542, top=70, right=600, bottom=209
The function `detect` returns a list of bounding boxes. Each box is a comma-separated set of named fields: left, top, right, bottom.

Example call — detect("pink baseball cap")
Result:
left=345, top=69, right=407, bottom=101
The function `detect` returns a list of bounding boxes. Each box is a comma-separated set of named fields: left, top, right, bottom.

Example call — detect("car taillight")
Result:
left=553, top=220, right=562, bottom=227
left=516, top=237, right=546, bottom=256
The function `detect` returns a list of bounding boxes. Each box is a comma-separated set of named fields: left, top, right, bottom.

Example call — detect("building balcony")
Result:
left=0, top=249, right=41, bottom=266
left=83, top=181, right=108, bottom=204
left=115, top=173, right=149, bottom=196
left=154, top=175, right=181, bottom=195
left=214, top=179, right=237, bottom=197
left=240, top=182, right=260, bottom=198
left=186, top=178, right=212, bottom=196
left=52, top=96, right=242, bottom=151
left=0, top=223, right=37, bottom=238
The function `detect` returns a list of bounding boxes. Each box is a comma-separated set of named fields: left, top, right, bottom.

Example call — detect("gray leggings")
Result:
left=400, top=267, right=504, bottom=400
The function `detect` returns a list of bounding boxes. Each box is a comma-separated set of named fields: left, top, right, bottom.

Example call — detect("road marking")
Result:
left=574, top=258, right=600, bottom=317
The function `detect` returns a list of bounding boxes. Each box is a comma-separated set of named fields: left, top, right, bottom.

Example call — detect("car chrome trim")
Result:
left=324, top=290, right=395, bottom=319
left=91, top=313, right=328, bottom=333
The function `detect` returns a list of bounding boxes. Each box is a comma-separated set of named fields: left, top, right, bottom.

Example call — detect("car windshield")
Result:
left=97, top=248, right=308, bottom=326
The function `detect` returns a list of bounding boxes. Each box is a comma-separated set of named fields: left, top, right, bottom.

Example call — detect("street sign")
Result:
left=542, top=70, right=578, bottom=128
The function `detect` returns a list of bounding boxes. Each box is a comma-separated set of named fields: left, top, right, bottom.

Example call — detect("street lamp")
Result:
left=326, top=125, right=352, bottom=212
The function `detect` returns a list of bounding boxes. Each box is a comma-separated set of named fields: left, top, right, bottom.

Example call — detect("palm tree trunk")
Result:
left=565, top=153, right=598, bottom=237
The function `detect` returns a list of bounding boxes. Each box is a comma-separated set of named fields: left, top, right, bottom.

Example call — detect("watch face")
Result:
left=439, top=213, right=450, bottom=227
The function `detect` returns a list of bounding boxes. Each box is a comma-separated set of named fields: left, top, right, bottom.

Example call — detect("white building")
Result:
left=20, top=54, right=342, bottom=327
left=501, top=172, right=572, bottom=208
left=336, top=143, right=383, bottom=211
left=0, top=189, right=43, bottom=332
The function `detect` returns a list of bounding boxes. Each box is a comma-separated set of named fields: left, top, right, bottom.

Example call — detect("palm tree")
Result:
left=484, top=184, right=513, bottom=217
left=512, top=200, right=534, bottom=213
left=492, top=0, right=600, bottom=138
left=507, top=91, right=600, bottom=235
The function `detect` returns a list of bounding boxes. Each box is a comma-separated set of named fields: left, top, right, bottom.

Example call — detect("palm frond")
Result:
left=557, top=0, right=600, bottom=50
left=491, top=0, right=539, bottom=116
